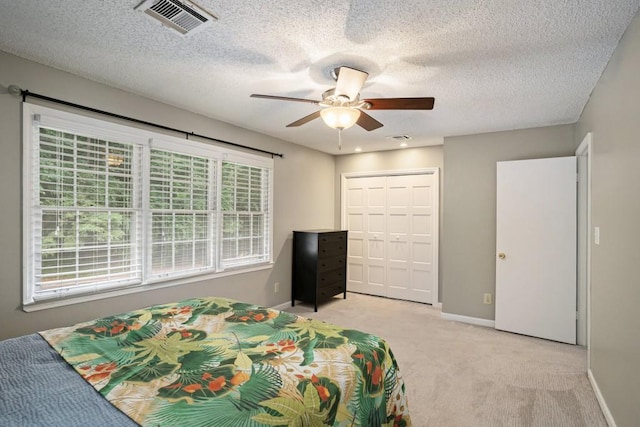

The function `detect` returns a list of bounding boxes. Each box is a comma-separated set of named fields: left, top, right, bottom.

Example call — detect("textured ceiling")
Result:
left=1, top=1, right=638, bottom=155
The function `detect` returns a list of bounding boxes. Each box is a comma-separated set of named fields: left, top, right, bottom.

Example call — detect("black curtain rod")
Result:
left=20, top=89, right=284, bottom=159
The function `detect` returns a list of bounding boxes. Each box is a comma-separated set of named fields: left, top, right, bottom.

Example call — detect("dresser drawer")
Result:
left=318, top=282, right=345, bottom=299
left=318, top=240, right=347, bottom=259
left=319, top=232, right=346, bottom=245
left=318, top=267, right=345, bottom=287
left=318, top=255, right=345, bottom=272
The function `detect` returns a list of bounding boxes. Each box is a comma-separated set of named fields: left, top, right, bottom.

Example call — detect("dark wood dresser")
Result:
left=292, top=230, right=347, bottom=311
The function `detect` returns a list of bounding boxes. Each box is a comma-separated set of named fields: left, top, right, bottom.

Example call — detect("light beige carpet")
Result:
left=285, top=292, right=606, bottom=427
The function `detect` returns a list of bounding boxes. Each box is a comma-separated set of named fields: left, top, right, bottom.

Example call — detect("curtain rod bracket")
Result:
left=7, top=84, right=23, bottom=99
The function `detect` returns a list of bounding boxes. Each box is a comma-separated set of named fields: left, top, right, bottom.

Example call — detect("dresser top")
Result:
left=293, top=229, right=346, bottom=233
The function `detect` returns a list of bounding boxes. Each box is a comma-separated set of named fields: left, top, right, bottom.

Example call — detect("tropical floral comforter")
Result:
left=40, top=297, right=411, bottom=426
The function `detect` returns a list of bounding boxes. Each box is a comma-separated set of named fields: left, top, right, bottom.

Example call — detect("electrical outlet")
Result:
left=483, top=293, right=492, bottom=305
left=274, top=282, right=280, bottom=293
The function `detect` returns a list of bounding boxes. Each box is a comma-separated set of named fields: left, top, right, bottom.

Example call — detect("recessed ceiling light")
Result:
left=400, top=142, right=408, bottom=148
left=354, top=147, right=362, bottom=152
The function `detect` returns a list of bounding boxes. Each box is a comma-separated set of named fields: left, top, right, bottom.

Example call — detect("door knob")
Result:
left=498, top=252, right=506, bottom=260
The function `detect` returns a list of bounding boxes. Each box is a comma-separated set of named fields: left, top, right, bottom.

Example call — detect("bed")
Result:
left=0, top=297, right=411, bottom=426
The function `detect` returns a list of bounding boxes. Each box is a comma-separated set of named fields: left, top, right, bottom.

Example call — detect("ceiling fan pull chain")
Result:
left=338, top=129, right=342, bottom=151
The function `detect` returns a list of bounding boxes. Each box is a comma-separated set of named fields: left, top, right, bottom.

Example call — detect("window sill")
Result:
left=22, top=263, right=273, bottom=312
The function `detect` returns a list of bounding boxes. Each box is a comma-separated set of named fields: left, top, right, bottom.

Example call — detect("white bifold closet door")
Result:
left=344, top=171, right=438, bottom=304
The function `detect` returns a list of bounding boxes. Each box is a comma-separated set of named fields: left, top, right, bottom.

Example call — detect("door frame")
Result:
left=340, top=168, right=440, bottom=305
left=576, top=133, right=592, bottom=355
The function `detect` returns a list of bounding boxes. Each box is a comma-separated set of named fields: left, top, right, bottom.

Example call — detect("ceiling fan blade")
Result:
left=335, top=67, right=368, bottom=101
left=286, top=110, right=322, bottom=127
left=250, top=94, right=320, bottom=105
left=357, top=111, right=384, bottom=131
left=364, top=97, right=435, bottom=110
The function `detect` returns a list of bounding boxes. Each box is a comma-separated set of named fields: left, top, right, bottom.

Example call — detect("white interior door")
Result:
left=386, top=174, right=436, bottom=303
left=495, top=157, right=577, bottom=344
left=343, top=170, right=439, bottom=304
left=386, top=176, right=411, bottom=300
left=346, top=176, right=386, bottom=297
left=364, top=177, right=387, bottom=297
left=345, top=177, right=366, bottom=294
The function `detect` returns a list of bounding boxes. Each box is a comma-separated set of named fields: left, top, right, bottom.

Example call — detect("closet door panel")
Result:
left=345, top=179, right=366, bottom=293
left=408, top=174, right=436, bottom=303
left=386, top=176, right=412, bottom=299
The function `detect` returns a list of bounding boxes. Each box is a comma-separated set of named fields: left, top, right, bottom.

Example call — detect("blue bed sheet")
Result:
left=0, top=333, right=136, bottom=427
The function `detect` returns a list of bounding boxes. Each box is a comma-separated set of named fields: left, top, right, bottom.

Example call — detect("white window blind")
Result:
left=34, top=126, right=142, bottom=296
left=23, top=103, right=274, bottom=307
left=221, top=162, right=271, bottom=269
left=149, top=149, right=215, bottom=278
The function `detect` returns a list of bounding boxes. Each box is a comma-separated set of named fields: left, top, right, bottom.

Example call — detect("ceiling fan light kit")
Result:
left=320, top=107, right=361, bottom=130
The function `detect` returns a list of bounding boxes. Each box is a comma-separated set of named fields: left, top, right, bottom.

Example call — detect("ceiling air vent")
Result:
left=135, top=0, right=217, bottom=37
left=387, top=135, right=412, bottom=141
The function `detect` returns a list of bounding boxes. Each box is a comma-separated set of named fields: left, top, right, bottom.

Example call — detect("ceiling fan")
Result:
left=250, top=66, right=435, bottom=149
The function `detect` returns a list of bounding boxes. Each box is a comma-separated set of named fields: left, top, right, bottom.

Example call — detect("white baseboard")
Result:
left=441, top=312, right=495, bottom=328
left=588, top=369, right=617, bottom=427
left=271, top=301, right=292, bottom=311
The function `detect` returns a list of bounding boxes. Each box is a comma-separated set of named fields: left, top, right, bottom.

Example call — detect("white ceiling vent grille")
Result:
left=135, top=0, right=217, bottom=37
left=387, top=135, right=413, bottom=141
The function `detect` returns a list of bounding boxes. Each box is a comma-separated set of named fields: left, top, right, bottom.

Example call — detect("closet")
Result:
left=341, top=170, right=439, bottom=304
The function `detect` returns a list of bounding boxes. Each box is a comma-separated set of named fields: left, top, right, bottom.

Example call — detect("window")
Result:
left=23, top=104, right=273, bottom=307
left=149, top=149, right=214, bottom=278
left=36, top=127, right=142, bottom=292
left=221, top=162, right=271, bottom=268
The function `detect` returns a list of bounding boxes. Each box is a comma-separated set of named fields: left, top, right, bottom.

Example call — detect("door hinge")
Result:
left=576, top=311, right=579, bottom=320
left=576, top=173, right=580, bottom=183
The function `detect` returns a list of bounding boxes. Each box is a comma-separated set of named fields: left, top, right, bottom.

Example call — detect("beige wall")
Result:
left=0, top=52, right=336, bottom=340
left=335, top=146, right=444, bottom=300
left=441, top=125, right=576, bottom=319
left=576, top=10, right=640, bottom=426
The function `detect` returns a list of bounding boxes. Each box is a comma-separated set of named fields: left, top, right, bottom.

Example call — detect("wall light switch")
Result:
left=594, top=226, right=600, bottom=245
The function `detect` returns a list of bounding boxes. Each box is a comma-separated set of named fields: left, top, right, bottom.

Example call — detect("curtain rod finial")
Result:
left=8, top=85, right=22, bottom=97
